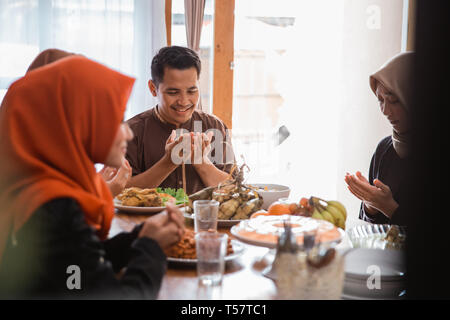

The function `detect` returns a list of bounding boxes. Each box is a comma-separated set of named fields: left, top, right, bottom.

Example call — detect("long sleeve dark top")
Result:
left=359, top=136, right=409, bottom=226
left=0, top=197, right=167, bottom=299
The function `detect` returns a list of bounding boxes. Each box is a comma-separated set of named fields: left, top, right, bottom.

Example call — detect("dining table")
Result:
left=109, top=208, right=354, bottom=300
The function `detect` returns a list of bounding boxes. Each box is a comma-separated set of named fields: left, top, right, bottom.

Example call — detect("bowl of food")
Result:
left=247, top=183, right=291, bottom=210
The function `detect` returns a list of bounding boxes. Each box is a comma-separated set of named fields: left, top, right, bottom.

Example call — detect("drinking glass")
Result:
left=193, top=200, right=219, bottom=232
left=195, top=231, right=228, bottom=286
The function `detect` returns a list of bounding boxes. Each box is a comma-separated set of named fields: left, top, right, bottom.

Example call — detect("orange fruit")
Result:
left=267, top=203, right=291, bottom=215
left=250, top=210, right=269, bottom=219
left=299, top=197, right=309, bottom=207
left=288, top=203, right=299, bottom=214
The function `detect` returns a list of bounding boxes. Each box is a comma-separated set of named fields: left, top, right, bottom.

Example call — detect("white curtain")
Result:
left=184, top=0, right=205, bottom=53
left=0, top=0, right=167, bottom=120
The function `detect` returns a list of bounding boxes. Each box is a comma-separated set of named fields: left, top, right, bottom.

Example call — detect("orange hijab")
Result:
left=26, top=48, right=75, bottom=73
left=0, top=56, right=135, bottom=262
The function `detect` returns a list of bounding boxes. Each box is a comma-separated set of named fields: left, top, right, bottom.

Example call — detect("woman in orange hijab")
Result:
left=26, top=48, right=133, bottom=197
left=26, top=48, right=76, bottom=72
left=0, top=55, right=184, bottom=299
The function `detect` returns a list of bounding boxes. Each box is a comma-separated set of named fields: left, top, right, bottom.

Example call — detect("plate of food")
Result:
left=114, top=187, right=188, bottom=214
left=347, top=224, right=406, bottom=250
left=183, top=165, right=266, bottom=224
left=230, top=214, right=345, bottom=249
left=164, top=229, right=245, bottom=265
left=182, top=208, right=242, bottom=227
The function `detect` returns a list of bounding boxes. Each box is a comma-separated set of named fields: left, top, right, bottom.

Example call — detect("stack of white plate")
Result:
left=347, top=224, right=406, bottom=250
left=342, top=248, right=406, bottom=300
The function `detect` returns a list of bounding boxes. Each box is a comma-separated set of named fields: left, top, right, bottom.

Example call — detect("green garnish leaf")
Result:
left=156, top=187, right=188, bottom=205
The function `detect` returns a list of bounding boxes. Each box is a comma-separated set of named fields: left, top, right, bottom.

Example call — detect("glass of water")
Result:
left=195, top=231, right=228, bottom=286
left=193, top=200, right=219, bottom=233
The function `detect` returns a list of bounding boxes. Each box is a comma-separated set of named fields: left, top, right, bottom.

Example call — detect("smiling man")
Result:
left=125, top=46, right=235, bottom=194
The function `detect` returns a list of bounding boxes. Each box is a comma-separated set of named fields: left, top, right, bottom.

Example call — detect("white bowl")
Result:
left=247, top=183, right=291, bottom=210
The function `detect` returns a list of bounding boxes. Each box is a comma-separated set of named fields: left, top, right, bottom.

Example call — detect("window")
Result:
left=232, top=0, right=295, bottom=185
left=0, top=0, right=166, bottom=118
left=230, top=0, right=407, bottom=226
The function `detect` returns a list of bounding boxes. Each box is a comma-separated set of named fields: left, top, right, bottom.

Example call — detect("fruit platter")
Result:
left=230, top=214, right=345, bottom=249
left=249, top=196, right=348, bottom=230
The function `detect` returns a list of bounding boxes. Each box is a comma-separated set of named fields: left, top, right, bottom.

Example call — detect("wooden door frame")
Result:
left=212, top=0, right=235, bottom=129
left=407, top=0, right=416, bottom=51
left=165, top=0, right=172, bottom=46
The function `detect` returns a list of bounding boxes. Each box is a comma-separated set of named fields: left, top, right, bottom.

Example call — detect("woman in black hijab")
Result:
left=345, top=52, right=414, bottom=226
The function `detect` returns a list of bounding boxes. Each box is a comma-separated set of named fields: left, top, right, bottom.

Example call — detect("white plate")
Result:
left=166, top=240, right=245, bottom=265
left=340, top=292, right=405, bottom=300
left=230, top=215, right=345, bottom=249
left=183, top=210, right=242, bottom=227
left=343, top=248, right=406, bottom=299
left=347, top=224, right=406, bottom=250
left=343, top=279, right=406, bottom=300
left=114, top=198, right=184, bottom=214
left=344, top=247, right=405, bottom=281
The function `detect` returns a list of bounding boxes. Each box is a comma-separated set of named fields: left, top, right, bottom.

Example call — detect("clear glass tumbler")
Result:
left=193, top=200, right=219, bottom=233
left=195, top=231, right=228, bottom=286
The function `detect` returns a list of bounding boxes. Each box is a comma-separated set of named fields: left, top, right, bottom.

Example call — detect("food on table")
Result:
left=308, top=197, right=347, bottom=230
left=117, top=187, right=164, bottom=207
left=288, top=202, right=299, bottom=214
left=233, top=215, right=342, bottom=247
left=267, top=201, right=291, bottom=215
left=299, top=197, right=309, bottom=207
left=116, top=187, right=188, bottom=207
left=255, top=186, right=282, bottom=192
left=276, top=197, right=315, bottom=217
left=156, top=187, right=189, bottom=205
left=164, top=229, right=234, bottom=259
left=248, top=196, right=347, bottom=230
left=249, top=210, right=269, bottom=219
left=186, top=163, right=263, bottom=221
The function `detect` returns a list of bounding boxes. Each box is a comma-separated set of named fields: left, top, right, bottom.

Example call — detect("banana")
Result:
left=327, top=200, right=347, bottom=220
left=308, top=196, right=346, bottom=229
left=315, top=203, right=325, bottom=213
left=311, top=208, right=323, bottom=220
left=320, top=210, right=336, bottom=225
left=326, top=205, right=346, bottom=230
